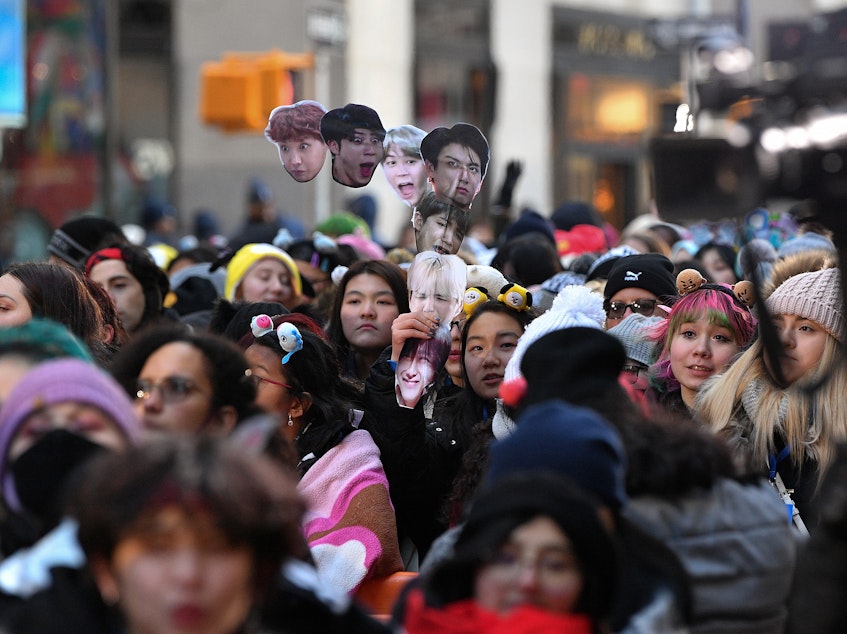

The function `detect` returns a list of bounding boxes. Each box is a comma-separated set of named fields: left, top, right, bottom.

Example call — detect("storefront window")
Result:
left=0, top=0, right=107, bottom=261
left=567, top=73, right=652, bottom=144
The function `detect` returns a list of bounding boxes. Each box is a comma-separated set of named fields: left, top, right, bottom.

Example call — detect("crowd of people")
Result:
left=0, top=113, right=844, bottom=633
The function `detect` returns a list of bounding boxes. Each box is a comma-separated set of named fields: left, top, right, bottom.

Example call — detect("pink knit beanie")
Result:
left=765, top=267, right=843, bottom=341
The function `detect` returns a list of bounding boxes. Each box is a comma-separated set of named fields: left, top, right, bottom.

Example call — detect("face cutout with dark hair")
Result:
left=320, top=103, right=386, bottom=188
left=421, top=123, right=490, bottom=211
left=413, top=193, right=471, bottom=256
left=265, top=100, right=328, bottom=183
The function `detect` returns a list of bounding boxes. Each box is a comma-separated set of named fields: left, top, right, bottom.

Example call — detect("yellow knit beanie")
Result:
left=224, top=243, right=302, bottom=301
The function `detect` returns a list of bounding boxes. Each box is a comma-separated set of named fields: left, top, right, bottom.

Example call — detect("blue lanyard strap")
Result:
left=768, top=445, right=791, bottom=480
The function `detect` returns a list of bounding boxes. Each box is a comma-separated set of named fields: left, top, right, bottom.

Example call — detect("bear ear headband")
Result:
left=675, top=269, right=755, bottom=309
left=250, top=315, right=304, bottom=364
left=498, top=283, right=533, bottom=312
left=463, top=287, right=489, bottom=318
left=462, top=282, right=533, bottom=320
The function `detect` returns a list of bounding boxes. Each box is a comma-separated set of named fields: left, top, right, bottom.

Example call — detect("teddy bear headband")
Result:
left=675, top=269, right=755, bottom=310
left=463, top=282, right=533, bottom=319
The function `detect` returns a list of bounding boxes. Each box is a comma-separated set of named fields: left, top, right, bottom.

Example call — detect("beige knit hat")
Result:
left=765, top=267, right=843, bottom=341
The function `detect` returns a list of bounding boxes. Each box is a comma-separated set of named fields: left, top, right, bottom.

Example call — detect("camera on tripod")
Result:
left=651, top=7, right=847, bottom=223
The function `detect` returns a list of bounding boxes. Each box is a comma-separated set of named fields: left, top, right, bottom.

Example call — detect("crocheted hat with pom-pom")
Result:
left=492, top=284, right=605, bottom=439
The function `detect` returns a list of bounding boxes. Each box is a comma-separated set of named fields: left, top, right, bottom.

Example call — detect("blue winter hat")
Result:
left=248, top=177, right=273, bottom=204
left=777, top=232, right=836, bottom=258
left=486, top=399, right=628, bottom=511
left=140, top=199, right=177, bottom=230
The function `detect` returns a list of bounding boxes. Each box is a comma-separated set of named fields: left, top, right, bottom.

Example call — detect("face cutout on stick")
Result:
left=320, top=103, right=386, bottom=188
left=265, top=101, right=328, bottom=183
left=396, top=251, right=466, bottom=409
left=420, top=123, right=489, bottom=211
left=413, top=192, right=470, bottom=256
left=382, top=125, right=428, bottom=207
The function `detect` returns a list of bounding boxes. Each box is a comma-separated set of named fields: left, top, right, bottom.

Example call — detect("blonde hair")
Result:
left=407, top=252, right=466, bottom=312
left=383, top=125, right=426, bottom=157
left=695, top=334, right=847, bottom=478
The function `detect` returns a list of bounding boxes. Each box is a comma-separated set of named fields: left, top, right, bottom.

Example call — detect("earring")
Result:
left=287, top=414, right=294, bottom=427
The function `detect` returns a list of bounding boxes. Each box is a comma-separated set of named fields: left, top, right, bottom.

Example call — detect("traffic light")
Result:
left=199, top=49, right=314, bottom=133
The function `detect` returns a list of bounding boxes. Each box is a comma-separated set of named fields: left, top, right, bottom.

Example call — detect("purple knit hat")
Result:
left=0, top=358, right=141, bottom=512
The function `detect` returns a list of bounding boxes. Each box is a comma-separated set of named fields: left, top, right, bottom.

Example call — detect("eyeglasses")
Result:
left=622, top=364, right=649, bottom=384
left=604, top=299, right=657, bottom=320
left=484, top=547, right=578, bottom=584
left=245, top=369, right=291, bottom=390
left=135, top=377, right=198, bottom=403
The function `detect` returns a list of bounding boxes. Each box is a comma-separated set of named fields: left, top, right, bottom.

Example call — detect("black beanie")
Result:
left=603, top=253, right=677, bottom=300
left=430, top=470, right=619, bottom=617
left=48, top=216, right=125, bottom=269
left=551, top=201, right=603, bottom=230
left=520, top=327, right=626, bottom=407
left=500, top=209, right=555, bottom=246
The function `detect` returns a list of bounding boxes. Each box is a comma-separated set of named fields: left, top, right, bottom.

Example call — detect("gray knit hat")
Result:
left=766, top=267, right=843, bottom=341
left=607, top=314, right=664, bottom=366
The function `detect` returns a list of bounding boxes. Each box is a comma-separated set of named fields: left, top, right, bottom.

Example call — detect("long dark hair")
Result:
left=424, top=471, right=618, bottom=628
left=441, top=300, right=534, bottom=523
left=5, top=262, right=108, bottom=362
left=326, top=259, right=409, bottom=360
left=251, top=316, right=363, bottom=474
left=112, top=243, right=170, bottom=328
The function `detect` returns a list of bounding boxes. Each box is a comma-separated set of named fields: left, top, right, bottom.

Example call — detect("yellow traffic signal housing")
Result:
left=200, top=60, right=264, bottom=132
left=200, top=49, right=314, bottom=133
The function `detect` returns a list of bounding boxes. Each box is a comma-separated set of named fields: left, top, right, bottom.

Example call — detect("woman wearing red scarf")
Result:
left=398, top=471, right=618, bottom=634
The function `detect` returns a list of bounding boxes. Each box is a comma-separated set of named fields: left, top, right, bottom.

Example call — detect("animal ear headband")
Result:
left=675, top=269, right=755, bottom=309
left=463, top=283, right=533, bottom=320
left=497, top=283, right=533, bottom=312
left=463, top=287, right=489, bottom=319
left=250, top=314, right=304, bottom=364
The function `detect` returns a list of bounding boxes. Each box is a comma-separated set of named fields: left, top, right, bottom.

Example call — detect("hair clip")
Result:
left=676, top=269, right=708, bottom=295
left=497, top=283, right=532, bottom=312
left=251, top=314, right=275, bottom=338
left=277, top=322, right=303, bottom=364
left=331, top=265, right=348, bottom=286
left=463, top=287, right=489, bottom=319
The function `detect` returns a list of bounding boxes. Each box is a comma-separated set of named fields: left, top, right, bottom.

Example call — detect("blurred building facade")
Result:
left=0, top=0, right=842, bottom=260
